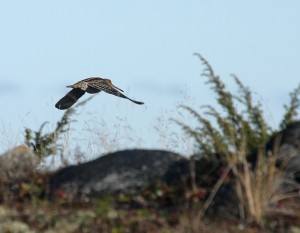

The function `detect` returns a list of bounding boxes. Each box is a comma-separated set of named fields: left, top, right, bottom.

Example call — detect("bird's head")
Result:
left=66, top=83, right=82, bottom=89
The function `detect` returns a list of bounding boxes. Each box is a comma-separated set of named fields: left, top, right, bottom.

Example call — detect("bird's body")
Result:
left=55, top=77, right=144, bottom=110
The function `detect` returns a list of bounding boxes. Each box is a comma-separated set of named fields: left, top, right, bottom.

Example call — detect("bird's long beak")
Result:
left=112, top=84, right=124, bottom=92
left=66, top=85, right=73, bottom=88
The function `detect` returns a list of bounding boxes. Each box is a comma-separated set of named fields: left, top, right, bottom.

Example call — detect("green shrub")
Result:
left=175, top=53, right=300, bottom=226
left=25, top=96, right=93, bottom=159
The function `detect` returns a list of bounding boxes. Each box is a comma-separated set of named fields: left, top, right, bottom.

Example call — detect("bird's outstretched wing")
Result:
left=101, top=85, right=144, bottom=105
left=87, top=79, right=124, bottom=92
left=84, top=81, right=143, bottom=104
left=55, top=88, right=86, bottom=110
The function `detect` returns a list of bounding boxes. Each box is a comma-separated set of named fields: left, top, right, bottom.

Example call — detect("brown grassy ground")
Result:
left=0, top=201, right=267, bottom=233
left=0, top=170, right=297, bottom=233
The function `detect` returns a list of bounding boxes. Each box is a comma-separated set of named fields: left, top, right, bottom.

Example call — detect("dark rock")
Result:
left=162, top=159, right=189, bottom=184
left=51, top=149, right=187, bottom=198
left=273, top=121, right=300, bottom=180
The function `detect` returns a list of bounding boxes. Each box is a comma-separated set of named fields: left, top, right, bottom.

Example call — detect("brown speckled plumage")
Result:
left=55, top=77, right=144, bottom=110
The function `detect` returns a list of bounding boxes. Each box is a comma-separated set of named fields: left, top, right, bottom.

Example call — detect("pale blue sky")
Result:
left=1, top=1, right=300, bottom=158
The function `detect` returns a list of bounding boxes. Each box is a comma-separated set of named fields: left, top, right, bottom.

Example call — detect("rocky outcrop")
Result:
left=0, top=145, right=39, bottom=182
left=273, top=121, right=300, bottom=182
left=50, top=149, right=188, bottom=198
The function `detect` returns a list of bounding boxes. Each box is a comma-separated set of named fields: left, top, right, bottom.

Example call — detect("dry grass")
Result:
left=0, top=200, right=274, bottom=233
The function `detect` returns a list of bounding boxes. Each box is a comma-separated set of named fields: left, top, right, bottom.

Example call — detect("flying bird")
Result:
left=55, top=77, right=144, bottom=110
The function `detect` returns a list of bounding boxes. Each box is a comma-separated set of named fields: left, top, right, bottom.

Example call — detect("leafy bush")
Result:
left=175, top=53, right=300, bottom=226
left=25, top=96, right=93, bottom=159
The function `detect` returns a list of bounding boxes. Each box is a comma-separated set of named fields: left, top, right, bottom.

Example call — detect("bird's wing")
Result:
left=85, top=85, right=101, bottom=94
left=55, top=88, right=86, bottom=110
left=87, top=81, right=124, bottom=92
left=101, top=85, right=144, bottom=105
